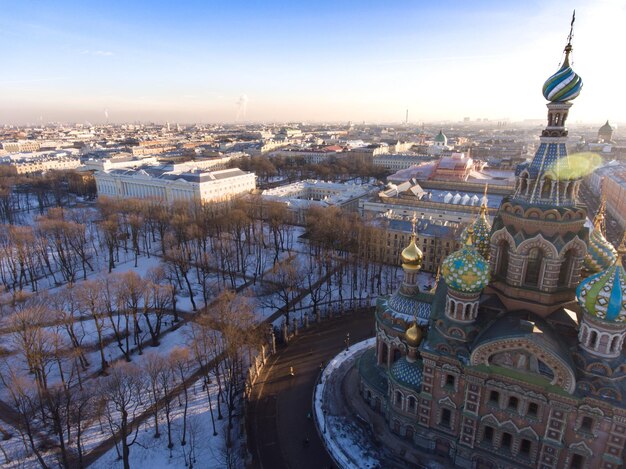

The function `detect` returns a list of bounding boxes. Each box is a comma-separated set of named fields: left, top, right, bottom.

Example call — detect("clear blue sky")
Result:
left=1, top=0, right=623, bottom=124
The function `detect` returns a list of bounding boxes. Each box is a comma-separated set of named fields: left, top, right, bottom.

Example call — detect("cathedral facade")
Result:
left=358, top=20, right=626, bottom=469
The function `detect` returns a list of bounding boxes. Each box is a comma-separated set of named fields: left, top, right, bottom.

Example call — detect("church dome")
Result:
left=461, top=204, right=492, bottom=260
left=434, top=130, right=447, bottom=144
left=577, top=253, right=626, bottom=322
left=441, top=228, right=490, bottom=293
left=405, top=322, right=423, bottom=347
left=599, top=120, right=613, bottom=133
left=584, top=228, right=617, bottom=274
left=542, top=49, right=583, bottom=102
left=401, top=236, right=423, bottom=270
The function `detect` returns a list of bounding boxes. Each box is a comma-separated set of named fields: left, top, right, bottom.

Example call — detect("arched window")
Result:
left=524, top=247, right=543, bottom=287
left=589, top=330, right=598, bottom=349
left=395, top=391, right=402, bottom=406
left=519, top=175, right=528, bottom=195
left=541, top=178, right=552, bottom=199
left=558, top=250, right=575, bottom=287
left=465, top=303, right=472, bottom=319
left=381, top=343, right=388, bottom=365
left=610, top=336, right=620, bottom=353
left=567, top=181, right=576, bottom=199
left=392, top=348, right=401, bottom=363
left=408, top=396, right=416, bottom=411
left=497, top=241, right=510, bottom=279
left=449, top=299, right=455, bottom=316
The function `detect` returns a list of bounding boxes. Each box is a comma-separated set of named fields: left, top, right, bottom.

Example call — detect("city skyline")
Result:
left=1, top=0, right=624, bottom=125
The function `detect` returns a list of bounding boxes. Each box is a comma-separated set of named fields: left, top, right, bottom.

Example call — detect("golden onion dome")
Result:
left=405, top=322, right=423, bottom=347
left=401, top=235, right=423, bottom=270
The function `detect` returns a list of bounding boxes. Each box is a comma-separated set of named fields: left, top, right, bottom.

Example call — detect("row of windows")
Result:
left=487, top=391, right=594, bottom=435
left=485, top=422, right=585, bottom=469
left=487, top=390, right=539, bottom=417
left=482, top=426, right=533, bottom=456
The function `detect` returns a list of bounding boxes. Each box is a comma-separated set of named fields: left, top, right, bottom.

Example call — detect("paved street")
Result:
left=247, top=311, right=376, bottom=469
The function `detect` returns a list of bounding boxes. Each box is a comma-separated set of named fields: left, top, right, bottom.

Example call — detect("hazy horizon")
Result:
left=1, top=0, right=624, bottom=125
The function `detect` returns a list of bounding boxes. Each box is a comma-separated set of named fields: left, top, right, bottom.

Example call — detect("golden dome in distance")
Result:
left=401, top=213, right=423, bottom=269
left=405, top=322, right=422, bottom=347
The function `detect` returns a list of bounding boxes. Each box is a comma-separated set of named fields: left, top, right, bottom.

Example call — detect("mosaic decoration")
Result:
left=524, top=142, right=569, bottom=178
left=442, top=242, right=490, bottom=294
left=390, top=358, right=423, bottom=389
left=461, top=202, right=492, bottom=260
left=577, top=257, right=626, bottom=322
left=386, top=294, right=431, bottom=324
left=584, top=228, right=617, bottom=273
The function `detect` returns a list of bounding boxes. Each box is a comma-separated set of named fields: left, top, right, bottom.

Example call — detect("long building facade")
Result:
left=357, top=23, right=626, bottom=469
left=95, top=165, right=256, bottom=204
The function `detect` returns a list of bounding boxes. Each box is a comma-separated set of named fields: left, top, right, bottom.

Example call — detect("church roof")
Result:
left=434, top=130, right=447, bottom=142
left=390, top=357, right=423, bottom=390
left=473, top=311, right=575, bottom=370
left=599, top=120, right=613, bottom=132
left=383, top=292, right=432, bottom=325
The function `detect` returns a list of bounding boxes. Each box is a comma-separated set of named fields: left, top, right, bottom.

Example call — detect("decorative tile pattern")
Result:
left=390, top=357, right=423, bottom=390
left=441, top=245, right=490, bottom=294
left=386, top=294, right=431, bottom=324
left=584, top=228, right=617, bottom=273
left=577, top=260, right=626, bottom=322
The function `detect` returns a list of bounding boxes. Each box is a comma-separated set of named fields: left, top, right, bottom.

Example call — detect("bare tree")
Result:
left=169, top=346, right=192, bottom=447
left=143, top=352, right=166, bottom=439
left=100, top=362, right=145, bottom=469
left=0, top=366, right=50, bottom=469
left=75, top=278, right=110, bottom=372
left=262, top=256, right=305, bottom=326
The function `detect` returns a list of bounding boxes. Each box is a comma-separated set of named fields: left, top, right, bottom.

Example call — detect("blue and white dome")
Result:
left=542, top=50, right=583, bottom=102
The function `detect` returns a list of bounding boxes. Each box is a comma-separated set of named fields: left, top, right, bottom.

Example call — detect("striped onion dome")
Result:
left=542, top=48, right=583, bottom=102
left=442, top=227, right=490, bottom=294
left=584, top=228, right=617, bottom=274
left=577, top=253, right=626, bottom=322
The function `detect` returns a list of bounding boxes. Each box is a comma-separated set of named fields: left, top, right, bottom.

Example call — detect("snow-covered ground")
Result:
left=90, top=376, right=234, bottom=469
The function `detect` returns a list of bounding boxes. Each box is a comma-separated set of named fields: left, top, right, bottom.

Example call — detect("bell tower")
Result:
left=488, top=13, right=588, bottom=316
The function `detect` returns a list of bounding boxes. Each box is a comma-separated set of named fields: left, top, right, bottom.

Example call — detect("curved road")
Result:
left=247, top=310, right=375, bottom=469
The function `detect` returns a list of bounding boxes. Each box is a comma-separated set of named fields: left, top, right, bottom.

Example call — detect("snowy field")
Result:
left=0, top=199, right=414, bottom=468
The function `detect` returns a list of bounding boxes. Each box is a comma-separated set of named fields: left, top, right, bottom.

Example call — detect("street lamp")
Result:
left=345, top=332, right=350, bottom=351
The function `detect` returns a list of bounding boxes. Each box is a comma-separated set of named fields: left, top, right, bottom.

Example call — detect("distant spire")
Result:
left=411, top=211, right=417, bottom=237
left=480, top=184, right=489, bottom=216
left=465, top=225, right=475, bottom=246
